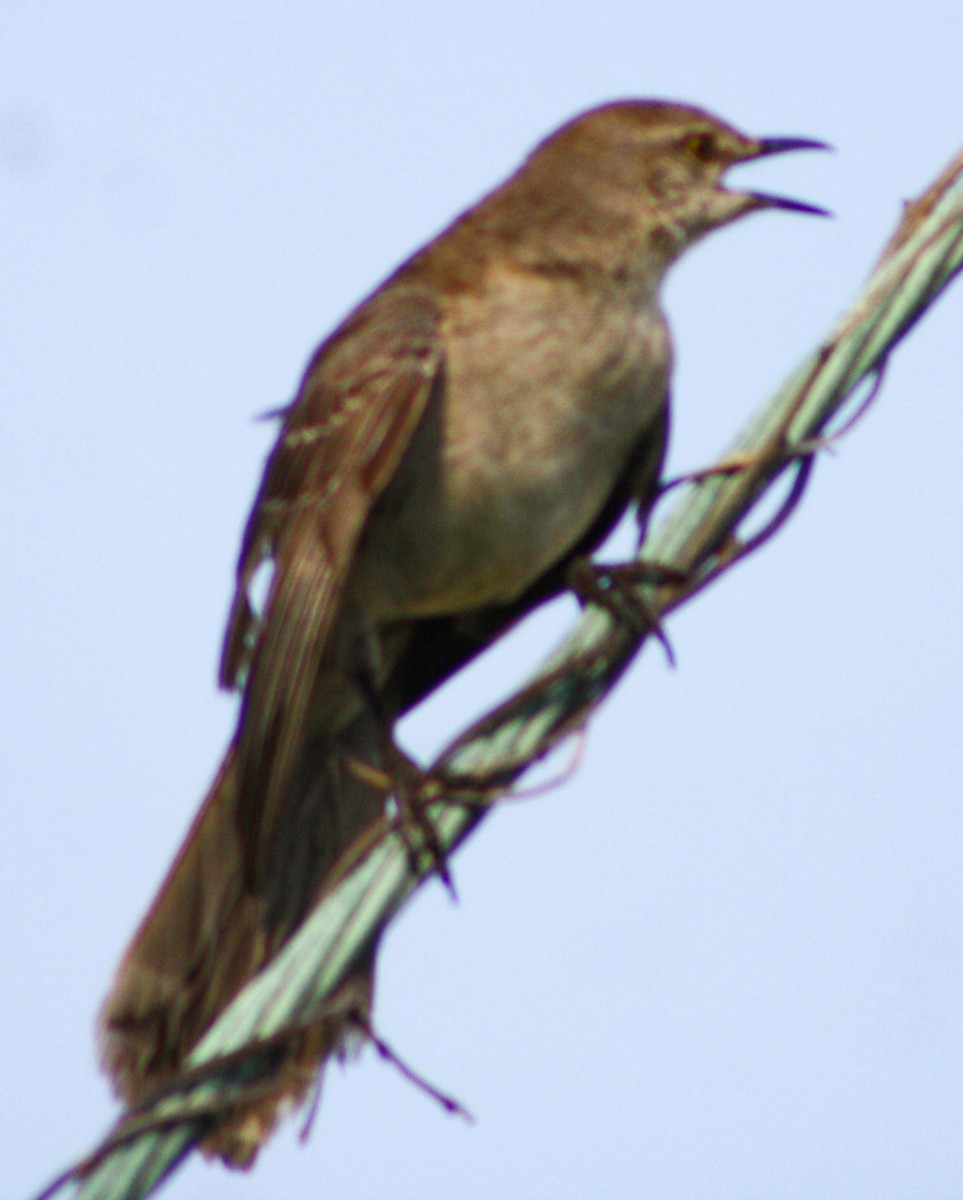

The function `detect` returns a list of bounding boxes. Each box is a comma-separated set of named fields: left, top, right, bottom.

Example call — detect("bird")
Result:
left=98, top=99, right=827, bottom=1166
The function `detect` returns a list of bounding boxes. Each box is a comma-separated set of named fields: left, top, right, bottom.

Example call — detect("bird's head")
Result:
left=522, top=100, right=829, bottom=261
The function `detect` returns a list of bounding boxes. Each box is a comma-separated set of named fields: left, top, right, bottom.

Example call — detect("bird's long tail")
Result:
left=98, top=715, right=387, bottom=1167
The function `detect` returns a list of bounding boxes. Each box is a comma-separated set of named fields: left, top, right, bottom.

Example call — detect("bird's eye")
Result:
left=684, top=132, right=716, bottom=161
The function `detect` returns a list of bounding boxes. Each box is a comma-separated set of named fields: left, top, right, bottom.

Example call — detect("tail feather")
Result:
left=98, top=718, right=386, bottom=1167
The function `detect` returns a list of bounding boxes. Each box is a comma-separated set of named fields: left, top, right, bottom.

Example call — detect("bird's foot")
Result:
left=346, top=749, right=457, bottom=899
left=567, top=556, right=688, bottom=667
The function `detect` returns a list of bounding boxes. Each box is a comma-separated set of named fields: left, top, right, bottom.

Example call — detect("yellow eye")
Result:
left=685, top=132, right=715, bottom=161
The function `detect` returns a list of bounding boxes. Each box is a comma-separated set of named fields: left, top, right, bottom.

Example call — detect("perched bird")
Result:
left=99, top=99, right=826, bottom=1165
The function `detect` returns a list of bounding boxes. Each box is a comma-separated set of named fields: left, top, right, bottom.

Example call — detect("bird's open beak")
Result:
left=737, top=136, right=832, bottom=217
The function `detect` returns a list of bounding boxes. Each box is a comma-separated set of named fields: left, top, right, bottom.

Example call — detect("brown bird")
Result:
left=99, top=99, right=826, bottom=1165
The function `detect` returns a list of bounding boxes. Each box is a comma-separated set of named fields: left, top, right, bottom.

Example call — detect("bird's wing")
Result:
left=220, top=282, right=443, bottom=868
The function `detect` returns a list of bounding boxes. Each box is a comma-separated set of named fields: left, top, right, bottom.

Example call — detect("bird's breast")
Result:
left=350, top=272, right=670, bottom=620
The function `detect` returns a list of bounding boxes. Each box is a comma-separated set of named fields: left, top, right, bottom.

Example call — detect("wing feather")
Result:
left=220, top=283, right=443, bottom=882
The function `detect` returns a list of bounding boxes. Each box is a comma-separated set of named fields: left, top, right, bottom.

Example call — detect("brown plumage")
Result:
left=98, top=100, right=826, bottom=1165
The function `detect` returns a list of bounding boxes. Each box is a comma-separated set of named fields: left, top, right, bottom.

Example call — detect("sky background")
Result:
left=4, top=4, right=963, bottom=1199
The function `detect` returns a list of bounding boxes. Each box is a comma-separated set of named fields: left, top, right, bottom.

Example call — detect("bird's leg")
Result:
left=383, top=745, right=458, bottom=900
left=567, top=556, right=688, bottom=667
left=349, top=646, right=457, bottom=898
left=579, top=433, right=822, bottom=660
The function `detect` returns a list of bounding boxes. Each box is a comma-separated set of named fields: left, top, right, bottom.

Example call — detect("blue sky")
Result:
left=4, top=5, right=963, bottom=1198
